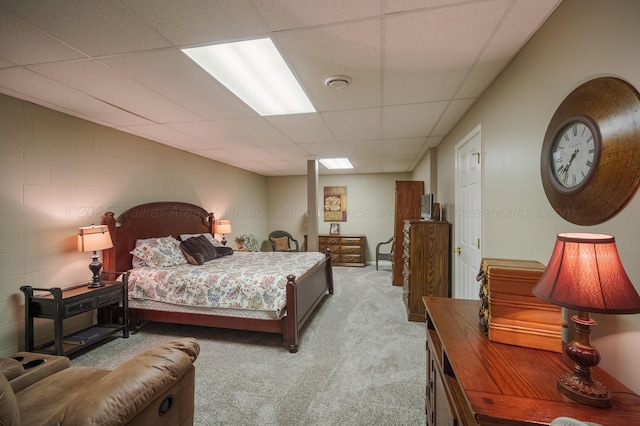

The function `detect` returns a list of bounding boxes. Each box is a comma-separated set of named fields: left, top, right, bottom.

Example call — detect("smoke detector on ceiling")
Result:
left=324, top=75, right=351, bottom=89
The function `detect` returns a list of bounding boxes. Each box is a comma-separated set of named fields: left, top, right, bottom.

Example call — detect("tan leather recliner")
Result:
left=0, top=337, right=199, bottom=426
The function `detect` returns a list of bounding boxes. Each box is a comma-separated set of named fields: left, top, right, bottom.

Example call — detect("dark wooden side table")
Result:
left=20, top=273, right=129, bottom=356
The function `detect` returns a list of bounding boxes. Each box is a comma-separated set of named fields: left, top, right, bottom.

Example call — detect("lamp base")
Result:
left=558, top=372, right=612, bottom=408
left=88, top=253, right=104, bottom=288
left=557, top=311, right=612, bottom=408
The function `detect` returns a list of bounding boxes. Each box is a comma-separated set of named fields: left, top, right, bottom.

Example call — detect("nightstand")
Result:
left=20, top=272, right=129, bottom=356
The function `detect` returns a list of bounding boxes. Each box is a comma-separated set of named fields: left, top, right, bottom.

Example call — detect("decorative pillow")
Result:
left=180, top=235, right=219, bottom=265
left=180, top=233, right=224, bottom=247
left=131, top=237, right=159, bottom=268
left=131, top=254, right=147, bottom=268
left=273, top=236, right=289, bottom=251
left=213, top=246, right=234, bottom=257
left=130, top=236, right=186, bottom=267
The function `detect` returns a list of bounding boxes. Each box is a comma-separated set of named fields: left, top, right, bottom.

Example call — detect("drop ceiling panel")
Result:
left=0, top=67, right=152, bottom=126
left=122, top=124, right=215, bottom=150
left=249, top=160, right=306, bottom=175
left=322, top=108, right=382, bottom=142
left=385, top=0, right=473, bottom=14
left=340, top=140, right=382, bottom=158
left=0, top=58, right=14, bottom=69
left=165, top=121, right=253, bottom=149
left=299, top=142, right=346, bottom=158
left=235, top=162, right=284, bottom=176
left=254, top=0, right=381, bottom=31
left=0, top=13, right=86, bottom=65
left=214, top=118, right=294, bottom=146
left=120, top=0, right=269, bottom=46
left=101, top=50, right=257, bottom=121
left=349, top=156, right=382, bottom=170
left=382, top=138, right=427, bottom=156
left=226, top=146, right=282, bottom=162
left=457, top=0, right=561, bottom=98
left=263, top=143, right=310, bottom=160
left=383, top=1, right=509, bottom=105
left=275, top=19, right=382, bottom=111
left=266, top=114, right=337, bottom=144
left=28, top=60, right=202, bottom=123
left=431, top=98, right=476, bottom=137
left=0, top=0, right=171, bottom=56
left=383, top=155, right=416, bottom=172
left=382, top=102, right=448, bottom=139
left=194, top=148, right=258, bottom=166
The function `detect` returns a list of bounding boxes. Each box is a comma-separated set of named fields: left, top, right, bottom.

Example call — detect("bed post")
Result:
left=102, top=212, right=117, bottom=278
left=325, top=249, right=334, bottom=294
left=285, top=274, right=299, bottom=353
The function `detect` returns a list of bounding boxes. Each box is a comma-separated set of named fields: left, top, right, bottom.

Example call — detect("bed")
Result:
left=101, top=201, right=333, bottom=353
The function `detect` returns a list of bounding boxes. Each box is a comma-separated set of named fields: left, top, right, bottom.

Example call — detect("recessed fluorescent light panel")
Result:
left=182, top=38, right=315, bottom=116
left=319, top=158, right=354, bottom=169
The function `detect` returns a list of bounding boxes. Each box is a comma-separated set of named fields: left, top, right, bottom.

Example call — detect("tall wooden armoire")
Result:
left=392, top=181, right=424, bottom=286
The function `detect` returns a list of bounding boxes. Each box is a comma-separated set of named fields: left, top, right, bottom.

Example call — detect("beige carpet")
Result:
left=72, top=265, right=427, bottom=425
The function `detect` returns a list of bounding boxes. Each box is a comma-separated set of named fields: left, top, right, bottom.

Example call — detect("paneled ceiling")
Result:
left=0, top=0, right=561, bottom=176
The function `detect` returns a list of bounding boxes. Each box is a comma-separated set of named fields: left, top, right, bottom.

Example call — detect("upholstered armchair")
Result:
left=1, top=338, right=199, bottom=426
left=269, top=230, right=299, bottom=252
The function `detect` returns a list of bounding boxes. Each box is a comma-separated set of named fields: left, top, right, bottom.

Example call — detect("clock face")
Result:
left=551, top=121, right=597, bottom=190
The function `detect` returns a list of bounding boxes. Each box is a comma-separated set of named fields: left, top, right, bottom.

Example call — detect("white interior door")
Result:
left=454, top=125, right=482, bottom=300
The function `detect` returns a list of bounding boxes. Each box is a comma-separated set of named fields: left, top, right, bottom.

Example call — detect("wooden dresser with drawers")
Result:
left=318, top=234, right=366, bottom=267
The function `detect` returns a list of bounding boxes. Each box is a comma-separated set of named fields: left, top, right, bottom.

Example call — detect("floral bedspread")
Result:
left=128, top=251, right=326, bottom=317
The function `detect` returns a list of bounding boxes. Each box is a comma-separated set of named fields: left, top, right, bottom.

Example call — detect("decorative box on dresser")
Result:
left=423, top=297, right=640, bottom=426
left=403, top=219, right=450, bottom=322
left=392, top=181, right=424, bottom=286
left=318, top=235, right=366, bottom=267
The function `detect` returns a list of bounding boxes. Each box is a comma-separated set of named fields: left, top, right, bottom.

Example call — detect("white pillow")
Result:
left=180, top=233, right=224, bottom=247
left=130, top=236, right=187, bottom=268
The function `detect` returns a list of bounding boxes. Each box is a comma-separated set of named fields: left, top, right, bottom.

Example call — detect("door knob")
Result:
left=454, top=247, right=462, bottom=255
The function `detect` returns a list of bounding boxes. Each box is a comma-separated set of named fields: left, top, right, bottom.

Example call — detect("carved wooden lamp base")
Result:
left=557, top=312, right=612, bottom=408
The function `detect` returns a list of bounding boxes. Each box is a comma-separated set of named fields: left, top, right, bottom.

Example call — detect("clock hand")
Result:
left=561, top=149, right=579, bottom=174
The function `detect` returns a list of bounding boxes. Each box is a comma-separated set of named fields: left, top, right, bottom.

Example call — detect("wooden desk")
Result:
left=423, top=297, right=640, bottom=426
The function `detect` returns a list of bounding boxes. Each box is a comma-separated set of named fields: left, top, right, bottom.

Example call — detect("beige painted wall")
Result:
left=0, top=94, right=267, bottom=355
left=414, top=0, right=640, bottom=392
left=267, top=172, right=410, bottom=260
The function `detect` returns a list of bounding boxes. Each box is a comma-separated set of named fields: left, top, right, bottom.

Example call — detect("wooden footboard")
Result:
left=285, top=250, right=334, bottom=353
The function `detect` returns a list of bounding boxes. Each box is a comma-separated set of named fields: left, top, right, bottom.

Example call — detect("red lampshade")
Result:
left=533, top=233, right=640, bottom=314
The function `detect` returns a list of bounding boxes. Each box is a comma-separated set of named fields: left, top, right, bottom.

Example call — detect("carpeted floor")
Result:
left=72, top=265, right=427, bottom=425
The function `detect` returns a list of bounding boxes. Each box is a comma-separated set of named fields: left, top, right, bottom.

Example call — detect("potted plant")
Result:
left=235, top=236, right=245, bottom=251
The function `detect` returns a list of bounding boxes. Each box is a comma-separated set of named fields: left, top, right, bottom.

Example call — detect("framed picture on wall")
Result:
left=324, top=186, right=347, bottom=222
left=330, top=223, right=340, bottom=235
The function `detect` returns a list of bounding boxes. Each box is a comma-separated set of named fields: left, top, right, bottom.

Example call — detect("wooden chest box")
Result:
left=478, top=258, right=562, bottom=352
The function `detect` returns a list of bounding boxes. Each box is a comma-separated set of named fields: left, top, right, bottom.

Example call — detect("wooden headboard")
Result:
left=102, top=201, right=214, bottom=274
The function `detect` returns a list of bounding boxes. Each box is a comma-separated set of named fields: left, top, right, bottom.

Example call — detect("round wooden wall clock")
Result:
left=540, top=77, right=640, bottom=225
